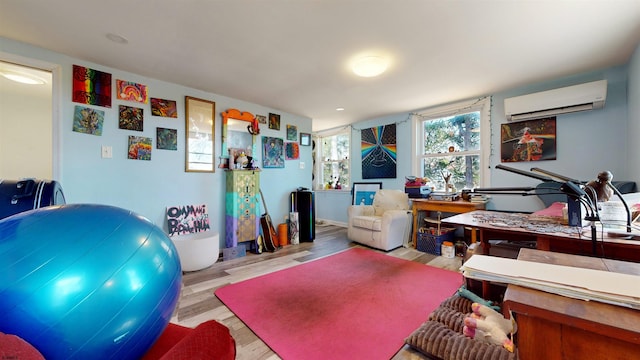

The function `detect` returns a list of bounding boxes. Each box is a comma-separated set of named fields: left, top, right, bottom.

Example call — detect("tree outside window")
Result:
left=317, top=131, right=350, bottom=190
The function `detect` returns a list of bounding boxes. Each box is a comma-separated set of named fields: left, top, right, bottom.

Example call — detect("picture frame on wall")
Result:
left=351, top=182, right=382, bottom=206
left=268, top=113, right=280, bottom=130
left=300, top=132, right=311, bottom=146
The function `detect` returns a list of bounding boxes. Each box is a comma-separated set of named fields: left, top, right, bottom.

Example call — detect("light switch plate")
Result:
left=101, top=145, right=113, bottom=158
left=299, top=161, right=305, bottom=169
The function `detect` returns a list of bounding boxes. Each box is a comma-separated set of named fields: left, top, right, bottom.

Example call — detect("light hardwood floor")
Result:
left=172, top=224, right=463, bottom=360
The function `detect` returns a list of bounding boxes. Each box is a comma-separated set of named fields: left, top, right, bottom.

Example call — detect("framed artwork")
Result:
left=286, top=124, right=297, bottom=141
left=262, top=136, right=284, bottom=168
left=269, top=113, right=281, bottom=130
left=300, top=132, right=311, bottom=146
left=156, top=127, right=178, bottom=150
left=118, top=105, right=144, bottom=131
left=116, top=79, right=148, bottom=103
left=72, top=64, right=111, bottom=108
left=361, top=124, right=397, bottom=179
left=256, top=114, right=267, bottom=124
left=285, top=142, right=300, bottom=160
left=72, top=105, right=104, bottom=136
left=150, top=98, right=178, bottom=118
left=501, top=117, right=557, bottom=162
left=127, top=136, right=152, bottom=160
left=351, top=182, right=382, bottom=205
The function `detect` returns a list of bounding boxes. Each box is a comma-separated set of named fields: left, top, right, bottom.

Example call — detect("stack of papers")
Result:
left=461, top=255, right=640, bottom=309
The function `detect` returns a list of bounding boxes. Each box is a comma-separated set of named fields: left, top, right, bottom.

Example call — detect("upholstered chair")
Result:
left=347, top=189, right=412, bottom=251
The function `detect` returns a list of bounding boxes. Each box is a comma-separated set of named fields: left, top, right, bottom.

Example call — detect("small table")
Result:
left=504, top=249, right=640, bottom=360
left=411, top=199, right=486, bottom=248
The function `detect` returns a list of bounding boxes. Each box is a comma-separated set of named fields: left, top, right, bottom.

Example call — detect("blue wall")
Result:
left=1, top=37, right=313, bottom=249
left=317, top=59, right=638, bottom=222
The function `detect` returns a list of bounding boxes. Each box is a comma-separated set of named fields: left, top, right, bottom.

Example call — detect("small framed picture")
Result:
left=256, top=114, right=267, bottom=124
left=300, top=132, right=311, bottom=146
left=351, top=182, right=382, bottom=205
left=268, top=113, right=280, bottom=130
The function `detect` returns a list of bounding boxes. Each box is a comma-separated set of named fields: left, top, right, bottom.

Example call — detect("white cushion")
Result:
left=373, top=189, right=409, bottom=216
left=352, top=215, right=382, bottom=232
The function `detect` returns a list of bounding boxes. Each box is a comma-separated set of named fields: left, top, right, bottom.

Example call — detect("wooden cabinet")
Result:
left=225, top=170, right=260, bottom=248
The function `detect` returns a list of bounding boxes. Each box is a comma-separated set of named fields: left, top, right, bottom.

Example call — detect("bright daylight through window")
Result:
left=414, top=98, right=490, bottom=192
left=316, top=131, right=350, bottom=190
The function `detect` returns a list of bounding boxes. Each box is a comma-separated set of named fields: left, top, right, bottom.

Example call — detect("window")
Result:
left=413, top=98, right=490, bottom=191
left=314, top=130, right=350, bottom=190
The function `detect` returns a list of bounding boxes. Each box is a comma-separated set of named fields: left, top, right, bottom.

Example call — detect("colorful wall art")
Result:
left=285, top=142, right=300, bottom=160
left=268, top=113, right=280, bottom=130
left=128, top=136, right=152, bottom=160
left=262, top=136, right=284, bottom=168
left=361, top=123, right=397, bottom=179
left=119, top=105, right=144, bottom=131
left=72, top=65, right=112, bottom=108
left=501, top=117, right=557, bottom=162
left=150, top=98, right=178, bottom=118
left=72, top=106, right=104, bottom=136
left=286, top=124, right=297, bottom=141
left=157, top=127, right=178, bottom=150
left=166, top=203, right=211, bottom=237
left=116, top=79, right=148, bottom=103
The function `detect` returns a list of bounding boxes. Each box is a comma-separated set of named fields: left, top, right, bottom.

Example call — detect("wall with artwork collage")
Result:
left=1, top=37, right=313, bottom=244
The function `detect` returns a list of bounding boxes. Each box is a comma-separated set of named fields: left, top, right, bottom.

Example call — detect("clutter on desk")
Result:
left=430, top=191, right=460, bottom=201
left=404, top=176, right=432, bottom=198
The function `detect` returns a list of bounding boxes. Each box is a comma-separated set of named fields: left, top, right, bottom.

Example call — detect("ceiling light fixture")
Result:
left=336, top=107, right=345, bottom=111
left=352, top=56, right=389, bottom=77
left=106, top=33, right=129, bottom=44
left=0, top=71, right=46, bottom=85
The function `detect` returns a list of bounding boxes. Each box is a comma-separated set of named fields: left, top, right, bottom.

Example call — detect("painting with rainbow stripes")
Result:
left=116, top=79, right=148, bottom=104
left=72, top=65, right=112, bottom=108
left=361, top=123, right=397, bottom=179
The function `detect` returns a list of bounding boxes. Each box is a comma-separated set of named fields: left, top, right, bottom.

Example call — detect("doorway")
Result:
left=0, top=60, right=54, bottom=180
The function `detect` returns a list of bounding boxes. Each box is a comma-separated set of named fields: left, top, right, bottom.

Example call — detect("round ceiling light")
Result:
left=352, top=56, right=389, bottom=77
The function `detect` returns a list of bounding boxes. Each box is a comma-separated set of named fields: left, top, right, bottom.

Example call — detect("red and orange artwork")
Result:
left=116, top=79, right=148, bottom=103
left=150, top=97, right=178, bottom=118
left=72, top=65, right=112, bottom=108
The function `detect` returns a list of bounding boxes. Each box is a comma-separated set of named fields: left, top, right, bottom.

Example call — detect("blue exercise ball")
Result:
left=0, top=204, right=182, bottom=359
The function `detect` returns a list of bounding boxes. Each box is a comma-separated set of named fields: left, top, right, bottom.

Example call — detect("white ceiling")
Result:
left=1, top=0, right=639, bottom=131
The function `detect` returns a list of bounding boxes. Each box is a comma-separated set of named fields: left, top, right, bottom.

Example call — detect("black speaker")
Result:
left=290, top=188, right=315, bottom=242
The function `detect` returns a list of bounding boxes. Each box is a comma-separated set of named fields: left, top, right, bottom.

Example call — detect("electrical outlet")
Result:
left=299, top=161, right=305, bottom=169
left=101, top=145, right=112, bottom=159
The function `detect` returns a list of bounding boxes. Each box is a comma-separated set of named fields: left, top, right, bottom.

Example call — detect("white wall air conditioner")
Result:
left=504, top=80, right=607, bottom=122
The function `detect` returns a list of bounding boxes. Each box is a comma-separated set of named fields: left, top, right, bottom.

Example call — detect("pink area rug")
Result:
left=215, top=248, right=463, bottom=360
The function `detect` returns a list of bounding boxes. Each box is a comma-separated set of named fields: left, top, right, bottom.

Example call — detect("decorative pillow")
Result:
left=0, top=332, right=45, bottom=360
left=372, top=190, right=409, bottom=216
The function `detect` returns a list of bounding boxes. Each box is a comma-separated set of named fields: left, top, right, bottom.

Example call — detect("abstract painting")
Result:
left=157, top=127, right=178, bottom=150
left=72, top=106, right=104, bottom=136
left=116, top=79, right=148, bottom=103
left=151, top=98, right=178, bottom=118
left=119, top=105, right=144, bottom=131
left=501, top=117, right=557, bottom=162
left=286, top=124, right=297, bottom=141
left=361, top=123, right=397, bottom=179
left=262, top=136, right=284, bottom=168
left=72, top=65, right=111, bottom=108
left=128, top=135, right=152, bottom=160
left=285, top=142, right=300, bottom=160
left=269, top=113, right=280, bottom=130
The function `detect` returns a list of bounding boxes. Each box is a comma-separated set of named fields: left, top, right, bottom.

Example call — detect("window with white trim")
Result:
left=314, top=130, right=350, bottom=190
left=413, top=98, right=491, bottom=191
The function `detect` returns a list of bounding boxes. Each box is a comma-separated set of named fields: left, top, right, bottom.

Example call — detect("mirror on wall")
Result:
left=221, top=109, right=260, bottom=168
left=185, top=96, right=215, bottom=172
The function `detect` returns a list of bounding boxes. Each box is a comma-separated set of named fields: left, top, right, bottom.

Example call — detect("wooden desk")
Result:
left=504, top=249, right=640, bottom=360
left=443, top=210, right=640, bottom=262
left=411, top=199, right=486, bottom=248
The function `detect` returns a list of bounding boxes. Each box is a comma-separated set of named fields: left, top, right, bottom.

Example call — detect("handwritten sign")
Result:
left=166, top=204, right=210, bottom=237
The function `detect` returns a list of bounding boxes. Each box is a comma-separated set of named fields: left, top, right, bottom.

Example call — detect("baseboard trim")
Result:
left=316, top=218, right=347, bottom=228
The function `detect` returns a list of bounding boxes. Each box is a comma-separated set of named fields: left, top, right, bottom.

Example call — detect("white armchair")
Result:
left=347, top=189, right=412, bottom=251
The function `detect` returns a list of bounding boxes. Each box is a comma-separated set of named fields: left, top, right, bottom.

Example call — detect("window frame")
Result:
left=411, top=97, right=491, bottom=189
left=313, top=129, right=351, bottom=191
